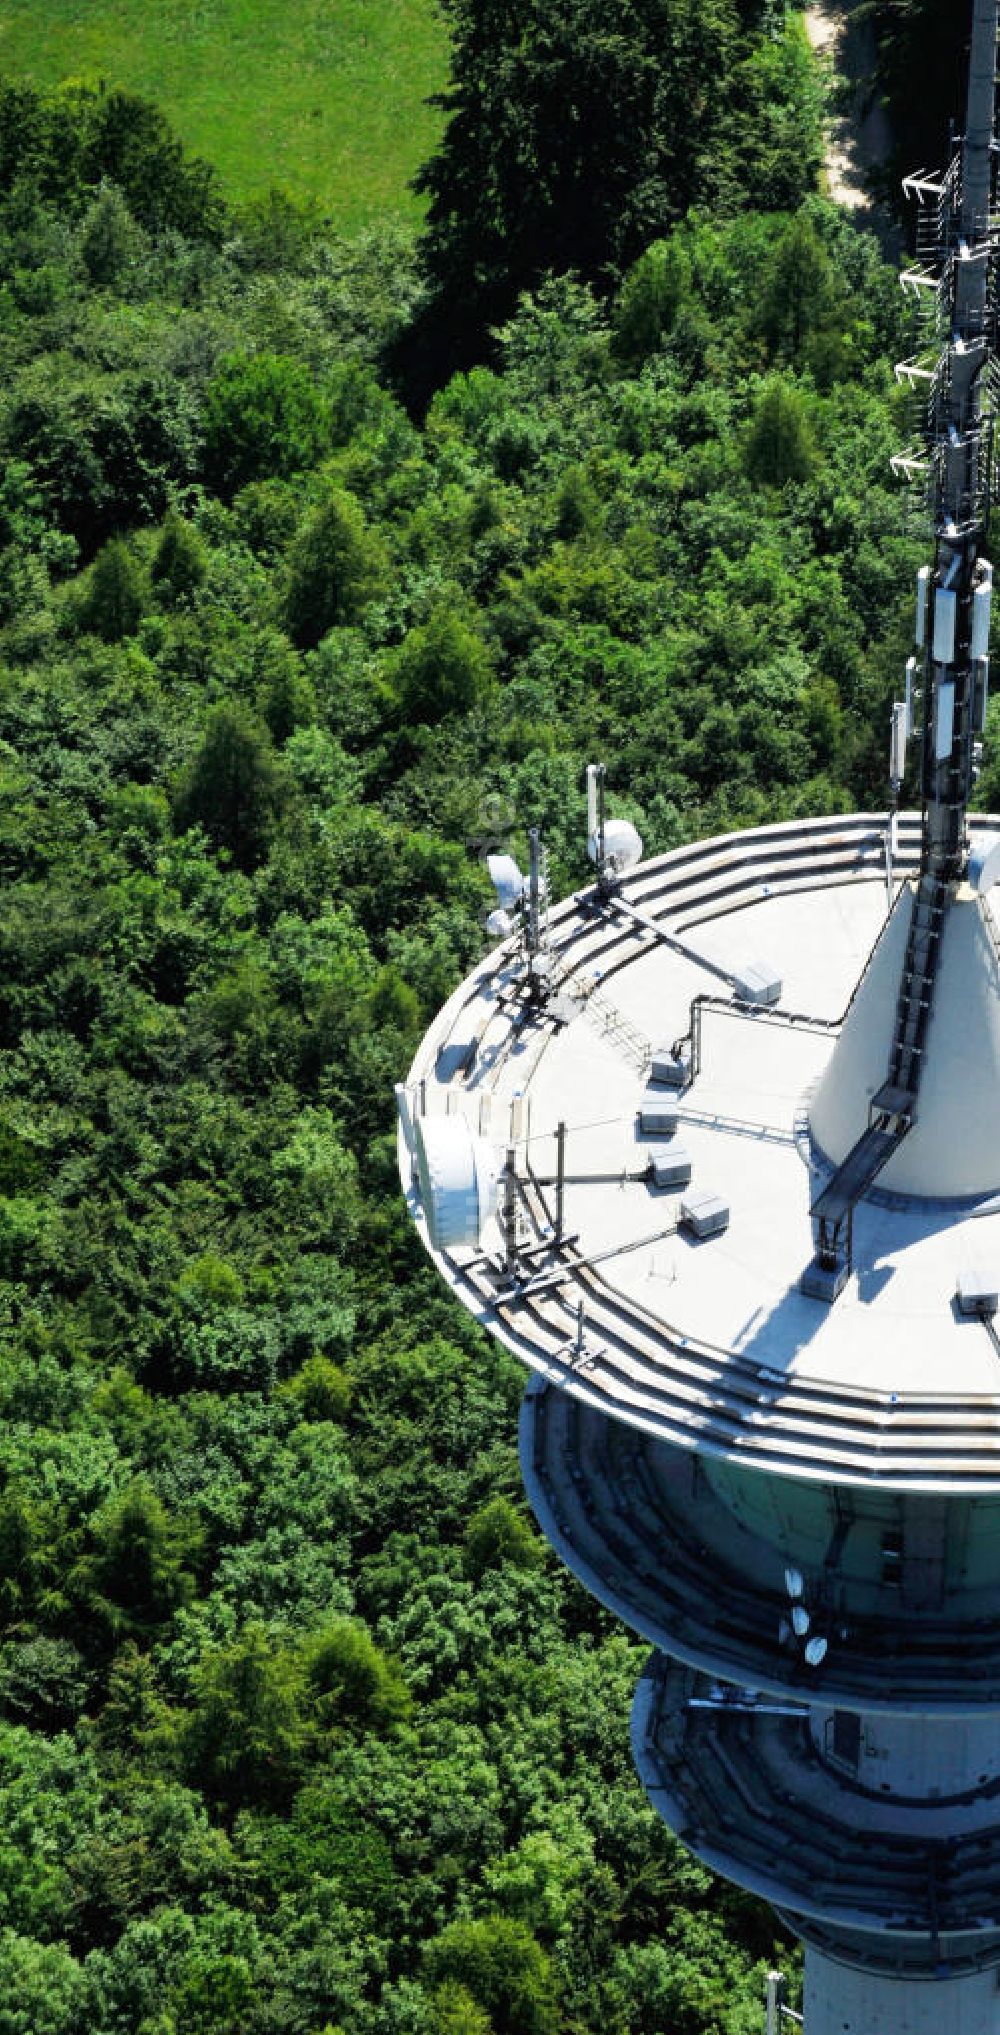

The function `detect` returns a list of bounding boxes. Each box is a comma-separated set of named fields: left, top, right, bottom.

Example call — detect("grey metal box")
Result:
left=801, top=1254, right=850, bottom=1303
left=650, top=1050, right=689, bottom=1089
left=956, top=1265, right=999, bottom=1317
left=639, top=1106, right=679, bottom=1137
left=680, top=1190, right=729, bottom=1238
left=649, top=1145, right=693, bottom=1189
left=733, top=961, right=782, bottom=1007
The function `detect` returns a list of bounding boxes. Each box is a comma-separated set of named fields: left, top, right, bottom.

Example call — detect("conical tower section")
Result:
left=803, top=0, right=1000, bottom=1295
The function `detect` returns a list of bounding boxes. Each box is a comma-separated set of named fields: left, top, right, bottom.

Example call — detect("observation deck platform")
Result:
left=633, top=1652, right=1000, bottom=1975
left=520, top=1377, right=1000, bottom=1714
left=401, top=813, right=1000, bottom=1491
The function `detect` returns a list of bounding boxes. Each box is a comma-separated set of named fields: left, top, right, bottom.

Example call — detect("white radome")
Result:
left=587, top=817, right=644, bottom=874
left=412, top=1115, right=499, bottom=1250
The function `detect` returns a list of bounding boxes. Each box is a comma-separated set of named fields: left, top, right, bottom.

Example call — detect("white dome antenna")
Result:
left=413, top=1116, right=499, bottom=1251
left=585, top=762, right=643, bottom=895
left=487, top=853, right=525, bottom=910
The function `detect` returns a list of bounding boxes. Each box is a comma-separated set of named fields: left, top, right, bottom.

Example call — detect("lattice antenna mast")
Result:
left=902, top=0, right=999, bottom=881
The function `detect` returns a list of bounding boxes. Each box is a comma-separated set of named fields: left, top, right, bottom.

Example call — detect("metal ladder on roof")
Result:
left=803, top=877, right=950, bottom=1299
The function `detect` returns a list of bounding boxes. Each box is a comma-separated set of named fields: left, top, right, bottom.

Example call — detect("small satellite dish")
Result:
left=804, top=1636, right=829, bottom=1668
left=485, top=908, right=514, bottom=941
left=487, top=854, right=525, bottom=909
left=784, top=1566, right=804, bottom=1601
left=791, top=1605, right=811, bottom=1638
left=587, top=817, right=644, bottom=875
left=413, top=1117, right=500, bottom=1251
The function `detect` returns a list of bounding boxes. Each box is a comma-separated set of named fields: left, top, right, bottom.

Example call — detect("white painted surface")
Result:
left=810, top=885, right=1000, bottom=1196
left=804, top=1950, right=1000, bottom=2035
left=402, top=817, right=1000, bottom=1465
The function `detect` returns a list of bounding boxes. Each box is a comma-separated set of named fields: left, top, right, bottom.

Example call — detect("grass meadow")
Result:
left=0, top=0, right=450, bottom=227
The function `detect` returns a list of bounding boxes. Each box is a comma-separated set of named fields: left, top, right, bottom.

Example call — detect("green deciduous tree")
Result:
left=423, top=1919, right=559, bottom=2035
left=202, top=352, right=329, bottom=497
left=385, top=607, right=494, bottom=723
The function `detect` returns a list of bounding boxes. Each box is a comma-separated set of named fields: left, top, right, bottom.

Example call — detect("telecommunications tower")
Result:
left=399, top=8, right=1000, bottom=2030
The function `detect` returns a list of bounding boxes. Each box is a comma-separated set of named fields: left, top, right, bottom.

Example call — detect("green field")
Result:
left=0, top=0, right=450, bottom=228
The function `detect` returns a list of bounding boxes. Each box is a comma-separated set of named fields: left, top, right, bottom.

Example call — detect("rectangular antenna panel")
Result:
left=932, top=588, right=958, bottom=665
left=890, top=702, right=908, bottom=784
left=904, top=656, right=916, bottom=737
left=733, top=962, right=782, bottom=1007
left=976, top=658, right=990, bottom=732
left=972, top=579, right=993, bottom=660
left=935, top=679, right=956, bottom=760
left=586, top=764, right=599, bottom=840
left=915, top=565, right=931, bottom=647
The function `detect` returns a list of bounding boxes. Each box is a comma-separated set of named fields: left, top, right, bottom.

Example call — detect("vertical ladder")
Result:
left=804, top=881, right=951, bottom=1298
left=887, top=873, right=949, bottom=1097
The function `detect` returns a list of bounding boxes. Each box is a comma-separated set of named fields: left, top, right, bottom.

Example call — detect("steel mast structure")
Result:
left=399, top=9, right=1000, bottom=2034
left=806, top=0, right=1000, bottom=1303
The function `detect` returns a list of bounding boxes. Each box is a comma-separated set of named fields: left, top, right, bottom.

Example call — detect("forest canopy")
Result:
left=0, top=17, right=987, bottom=2035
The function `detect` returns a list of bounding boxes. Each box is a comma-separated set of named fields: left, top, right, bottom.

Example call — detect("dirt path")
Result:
left=805, top=0, right=897, bottom=248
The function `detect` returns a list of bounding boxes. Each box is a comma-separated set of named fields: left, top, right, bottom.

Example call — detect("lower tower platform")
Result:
left=399, top=812, right=1000, bottom=2032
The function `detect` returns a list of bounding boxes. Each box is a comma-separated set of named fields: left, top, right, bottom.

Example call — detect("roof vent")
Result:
left=639, top=1105, right=680, bottom=1137
left=649, top=1146, right=693, bottom=1190
left=650, top=1048, right=690, bottom=1090
left=680, top=1191, right=730, bottom=1239
left=733, top=961, right=782, bottom=1007
left=956, top=1265, right=999, bottom=1318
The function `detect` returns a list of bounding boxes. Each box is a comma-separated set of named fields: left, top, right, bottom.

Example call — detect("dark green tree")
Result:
left=181, top=1626, right=307, bottom=1808
left=151, top=508, right=208, bottom=605
left=410, top=0, right=740, bottom=365
left=464, top=1498, right=544, bottom=1580
left=78, top=537, right=148, bottom=641
left=71, top=1480, right=199, bottom=1637
left=385, top=606, right=494, bottom=723
left=302, top=1617, right=412, bottom=1732
left=756, top=211, right=840, bottom=366
left=283, top=486, right=388, bottom=647
left=174, top=704, right=286, bottom=869
left=744, top=378, right=819, bottom=487
left=79, top=179, right=147, bottom=287
left=612, top=236, right=692, bottom=366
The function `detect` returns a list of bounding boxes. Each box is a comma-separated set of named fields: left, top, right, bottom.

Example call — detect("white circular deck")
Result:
left=400, top=815, right=1000, bottom=1489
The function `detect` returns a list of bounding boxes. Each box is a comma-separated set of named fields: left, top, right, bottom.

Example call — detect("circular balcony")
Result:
left=521, top=1379, right=1000, bottom=1713
left=633, top=1653, right=1000, bottom=1979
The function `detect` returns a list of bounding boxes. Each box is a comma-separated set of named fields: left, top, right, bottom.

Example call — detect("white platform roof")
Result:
left=400, top=814, right=1000, bottom=1490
